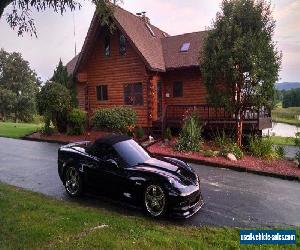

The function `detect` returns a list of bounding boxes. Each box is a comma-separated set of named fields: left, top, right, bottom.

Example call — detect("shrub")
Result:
left=92, top=106, right=137, bottom=133
left=135, top=127, right=144, bottom=139
left=248, top=136, right=275, bottom=159
left=163, top=127, right=172, bottom=141
left=37, top=81, right=71, bottom=133
left=67, top=109, right=87, bottom=135
left=274, top=145, right=285, bottom=159
left=213, top=130, right=233, bottom=148
left=204, top=149, right=217, bottom=157
left=41, top=116, right=54, bottom=136
left=175, top=113, right=202, bottom=152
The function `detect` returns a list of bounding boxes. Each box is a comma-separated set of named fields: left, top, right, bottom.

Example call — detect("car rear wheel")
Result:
left=64, top=166, right=82, bottom=197
left=144, top=184, right=167, bottom=218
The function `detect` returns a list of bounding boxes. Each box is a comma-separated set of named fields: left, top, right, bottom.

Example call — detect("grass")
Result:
left=272, top=107, right=300, bottom=126
left=269, top=136, right=296, bottom=146
left=0, top=183, right=299, bottom=249
left=0, top=122, right=41, bottom=138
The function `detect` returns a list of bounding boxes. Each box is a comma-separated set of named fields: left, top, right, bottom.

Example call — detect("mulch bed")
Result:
left=25, top=130, right=112, bottom=144
left=147, top=140, right=300, bottom=179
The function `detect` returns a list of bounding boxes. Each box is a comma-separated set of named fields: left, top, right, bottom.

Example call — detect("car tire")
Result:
left=64, top=166, right=83, bottom=197
left=143, top=183, right=167, bottom=218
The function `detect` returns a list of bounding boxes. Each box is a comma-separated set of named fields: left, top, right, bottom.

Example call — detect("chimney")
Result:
left=136, top=11, right=150, bottom=24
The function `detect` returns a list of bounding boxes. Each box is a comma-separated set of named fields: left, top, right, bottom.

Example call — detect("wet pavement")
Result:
left=0, top=137, right=300, bottom=228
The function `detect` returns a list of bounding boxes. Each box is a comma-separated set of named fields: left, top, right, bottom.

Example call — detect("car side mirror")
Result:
left=106, top=159, right=118, bottom=168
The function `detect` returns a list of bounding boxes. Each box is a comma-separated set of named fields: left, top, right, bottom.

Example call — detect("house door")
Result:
left=157, top=81, right=163, bottom=119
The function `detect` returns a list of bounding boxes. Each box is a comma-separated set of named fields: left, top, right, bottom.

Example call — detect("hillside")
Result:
left=276, top=82, right=300, bottom=90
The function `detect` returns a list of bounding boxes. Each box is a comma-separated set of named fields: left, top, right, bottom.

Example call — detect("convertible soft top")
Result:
left=94, top=134, right=131, bottom=146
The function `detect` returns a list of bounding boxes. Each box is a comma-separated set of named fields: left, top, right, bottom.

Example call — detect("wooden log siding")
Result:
left=77, top=27, right=150, bottom=127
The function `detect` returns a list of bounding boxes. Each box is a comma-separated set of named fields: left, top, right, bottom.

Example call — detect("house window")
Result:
left=173, top=81, right=183, bottom=97
left=96, top=85, right=108, bottom=101
left=124, top=83, right=143, bottom=105
left=104, top=33, right=110, bottom=56
left=119, top=33, right=126, bottom=55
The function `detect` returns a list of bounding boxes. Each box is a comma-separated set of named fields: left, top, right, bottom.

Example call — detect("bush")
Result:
left=213, top=130, right=234, bottom=147
left=163, top=127, right=172, bottom=141
left=274, top=145, right=285, bottom=159
left=175, top=113, right=202, bottom=152
left=67, top=109, right=87, bottom=135
left=92, top=106, right=137, bottom=133
left=204, top=149, right=217, bottom=157
left=41, top=116, right=54, bottom=136
left=248, top=136, right=276, bottom=159
left=135, top=127, right=144, bottom=139
left=37, top=81, right=71, bottom=133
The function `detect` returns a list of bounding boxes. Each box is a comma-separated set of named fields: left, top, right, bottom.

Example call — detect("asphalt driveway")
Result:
left=0, top=137, right=300, bottom=228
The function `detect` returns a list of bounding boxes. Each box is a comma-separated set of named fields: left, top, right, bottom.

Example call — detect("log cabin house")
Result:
left=67, top=5, right=271, bottom=135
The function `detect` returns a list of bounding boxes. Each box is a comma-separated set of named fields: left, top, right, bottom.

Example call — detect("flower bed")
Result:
left=25, top=130, right=112, bottom=144
left=147, top=140, right=300, bottom=179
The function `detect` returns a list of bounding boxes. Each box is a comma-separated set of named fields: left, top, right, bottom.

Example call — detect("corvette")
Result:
left=58, top=135, right=204, bottom=218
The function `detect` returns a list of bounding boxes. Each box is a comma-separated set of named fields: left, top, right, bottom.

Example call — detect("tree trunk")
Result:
left=236, top=115, right=243, bottom=147
left=0, top=0, right=14, bottom=19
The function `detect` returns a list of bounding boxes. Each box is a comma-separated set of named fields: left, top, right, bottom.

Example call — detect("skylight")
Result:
left=180, top=42, right=190, bottom=52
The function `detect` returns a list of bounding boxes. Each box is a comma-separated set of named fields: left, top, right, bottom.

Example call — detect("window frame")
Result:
left=96, top=85, right=108, bottom=101
left=173, top=81, right=183, bottom=98
left=124, top=82, right=143, bottom=106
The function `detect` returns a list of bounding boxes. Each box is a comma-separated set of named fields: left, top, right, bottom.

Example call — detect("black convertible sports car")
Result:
left=58, top=135, right=204, bottom=218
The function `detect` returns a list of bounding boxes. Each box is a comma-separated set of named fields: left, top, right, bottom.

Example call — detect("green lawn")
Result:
left=0, top=122, right=41, bottom=138
left=272, top=107, right=300, bottom=126
left=269, top=136, right=296, bottom=146
left=0, top=183, right=298, bottom=249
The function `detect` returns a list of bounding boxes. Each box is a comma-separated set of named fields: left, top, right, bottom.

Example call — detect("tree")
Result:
left=52, top=59, right=69, bottom=88
left=0, top=49, right=39, bottom=122
left=1, top=0, right=119, bottom=37
left=282, top=88, right=300, bottom=108
left=201, top=0, right=281, bottom=146
left=37, top=81, right=71, bottom=133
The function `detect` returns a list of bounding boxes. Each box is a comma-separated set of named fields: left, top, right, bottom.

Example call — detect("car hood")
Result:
left=135, top=157, right=197, bottom=186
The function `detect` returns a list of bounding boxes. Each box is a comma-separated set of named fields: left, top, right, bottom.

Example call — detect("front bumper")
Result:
left=168, top=189, right=204, bottom=218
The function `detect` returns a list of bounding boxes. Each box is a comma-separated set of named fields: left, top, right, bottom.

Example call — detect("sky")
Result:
left=0, top=0, right=299, bottom=82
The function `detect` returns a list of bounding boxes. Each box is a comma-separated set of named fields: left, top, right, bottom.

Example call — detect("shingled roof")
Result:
left=69, top=5, right=207, bottom=75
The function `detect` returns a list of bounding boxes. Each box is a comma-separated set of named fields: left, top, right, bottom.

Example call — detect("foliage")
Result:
left=295, top=151, right=300, bottom=168
left=37, top=81, right=71, bottom=133
left=274, top=145, right=285, bottom=159
left=67, top=108, right=87, bottom=135
left=135, top=127, right=144, bottom=139
left=93, top=106, right=137, bottom=133
left=52, top=59, right=69, bottom=88
left=175, top=113, right=202, bottom=152
left=282, top=88, right=300, bottom=108
left=0, top=49, right=39, bottom=122
left=295, top=132, right=300, bottom=147
left=248, top=136, right=276, bottom=159
left=1, top=0, right=120, bottom=36
left=201, top=0, right=281, bottom=144
left=218, top=142, right=244, bottom=159
left=163, top=127, right=172, bottom=141
left=41, top=116, right=54, bottom=136
left=203, top=149, right=217, bottom=157
left=213, top=130, right=234, bottom=148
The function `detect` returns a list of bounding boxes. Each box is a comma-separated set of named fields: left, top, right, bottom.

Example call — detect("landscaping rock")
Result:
left=227, top=153, right=237, bottom=161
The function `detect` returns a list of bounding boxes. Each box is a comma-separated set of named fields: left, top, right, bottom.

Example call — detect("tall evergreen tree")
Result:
left=201, top=0, right=281, bottom=146
left=52, top=59, right=69, bottom=88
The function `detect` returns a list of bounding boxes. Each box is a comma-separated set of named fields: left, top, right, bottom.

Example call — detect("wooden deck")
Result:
left=154, top=104, right=272, bottom=132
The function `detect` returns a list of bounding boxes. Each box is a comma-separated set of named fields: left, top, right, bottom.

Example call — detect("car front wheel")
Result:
left=64, top=166, right=83, bottom=197
left=144, top=184, right=167, bottom=218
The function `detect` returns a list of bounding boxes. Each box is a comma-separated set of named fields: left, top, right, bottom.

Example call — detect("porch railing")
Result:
left=162, top=104, right=271, bottom=129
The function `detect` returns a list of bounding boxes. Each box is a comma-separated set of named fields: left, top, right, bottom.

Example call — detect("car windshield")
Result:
left=113, top=139, right=151, bottom=167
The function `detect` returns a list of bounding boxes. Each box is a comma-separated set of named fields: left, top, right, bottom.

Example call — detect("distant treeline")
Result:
left=275, top=88, right=300, bottom=108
